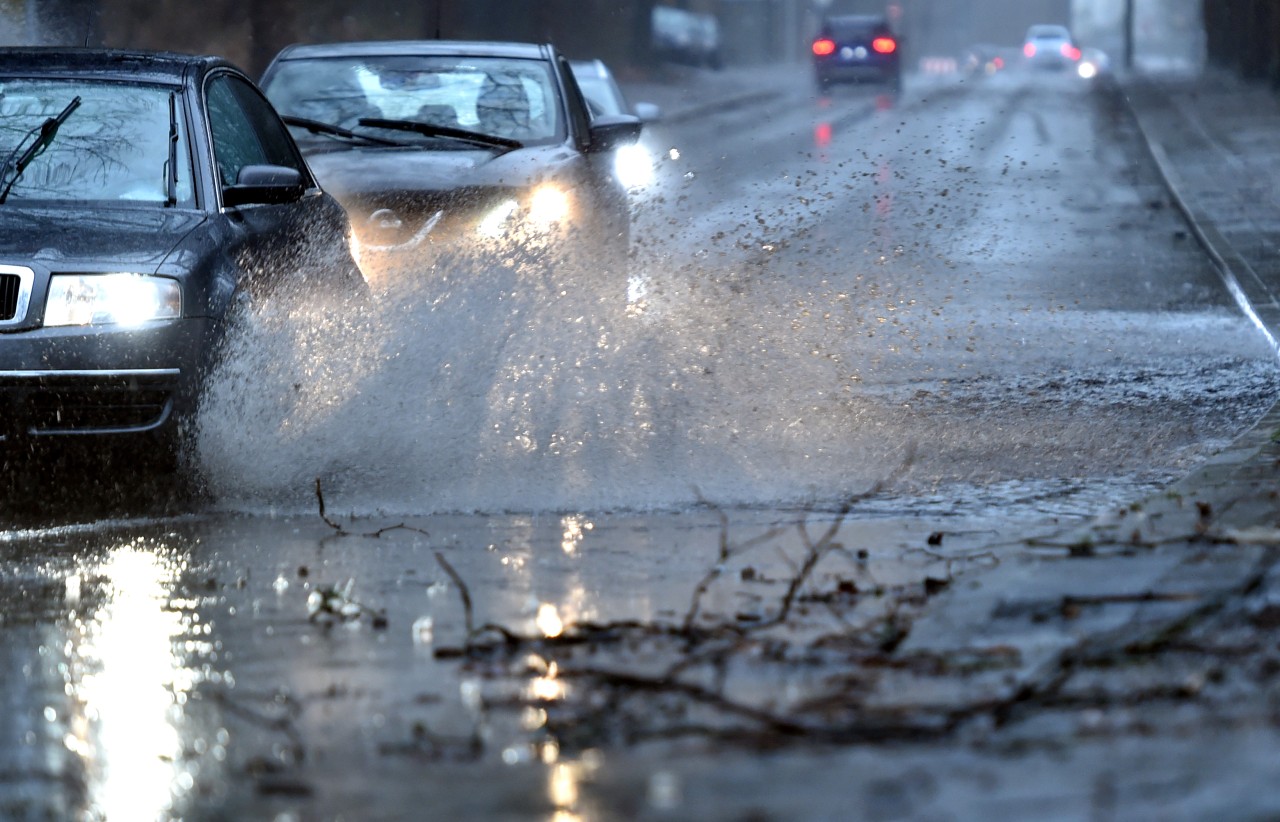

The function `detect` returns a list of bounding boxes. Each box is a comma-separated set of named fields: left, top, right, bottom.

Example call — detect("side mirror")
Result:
left=588, top=114, right=643, bottom=152
left=223, top=164, right=305, bottom=207
left=632, top=102, right=663, bottom=123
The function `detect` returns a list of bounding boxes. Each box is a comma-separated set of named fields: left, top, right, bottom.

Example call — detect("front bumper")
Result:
left=0, top=318, right=212, bottom=440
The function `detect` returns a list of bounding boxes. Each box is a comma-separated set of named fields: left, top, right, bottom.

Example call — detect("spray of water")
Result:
left=193, top=222, right=1277, bottom=518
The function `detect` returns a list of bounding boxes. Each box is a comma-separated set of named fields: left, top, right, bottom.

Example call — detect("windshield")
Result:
left=263, top=54, right=563, bottom=145
left=0, top=79, right=193, bottom=206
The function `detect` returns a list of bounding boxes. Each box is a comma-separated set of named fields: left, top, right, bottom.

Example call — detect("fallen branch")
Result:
left=314, top=478, right=429, bottom=539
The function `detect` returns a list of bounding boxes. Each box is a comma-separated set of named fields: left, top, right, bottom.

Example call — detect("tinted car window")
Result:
left=826, top=17, right=892, bottom=39
left=206, top=73, right=304, bottom=187
left=0, top=79, right=193, bottom=205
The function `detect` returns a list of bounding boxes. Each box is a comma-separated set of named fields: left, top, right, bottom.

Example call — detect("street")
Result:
left=3, top=62, right=1280, bottom=819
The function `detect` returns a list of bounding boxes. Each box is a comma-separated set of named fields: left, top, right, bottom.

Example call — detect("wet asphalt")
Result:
left=1, top=62, right=1279, bottom=820
left=609, top=62, right=1280, bottom=819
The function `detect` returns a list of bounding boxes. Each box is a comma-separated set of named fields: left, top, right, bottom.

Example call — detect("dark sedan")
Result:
left=259, top=40, right=643, bottom=285
left=0, top=49, right=363, bottom=464
left=812, top=14, right=902, bottom=91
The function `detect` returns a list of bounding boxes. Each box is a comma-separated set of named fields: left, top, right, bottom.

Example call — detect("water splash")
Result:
left=193, top=243, right=1277, bottom=517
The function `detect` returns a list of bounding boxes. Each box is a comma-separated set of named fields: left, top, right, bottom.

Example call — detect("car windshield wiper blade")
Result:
left=356, top=117, right=523, bottom=151
left=165, top=92, right=179, bottom=206
left=281, top=115, right=404, bottom=146
left=0, top=95, right=81, bottom=204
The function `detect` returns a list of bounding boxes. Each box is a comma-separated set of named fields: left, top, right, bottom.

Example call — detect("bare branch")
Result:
left=434, top=551, right=474, bottom=636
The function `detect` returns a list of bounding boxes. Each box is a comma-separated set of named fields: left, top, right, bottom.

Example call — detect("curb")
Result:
left=1067, top=77, right=1280, bottom=534
left=1123, top=78, right=1280, bottom=362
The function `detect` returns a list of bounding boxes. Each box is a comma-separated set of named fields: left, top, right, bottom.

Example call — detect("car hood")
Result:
left=0, top=208, right=207, bottom=269
left=303, top=144, right=579, bottom=200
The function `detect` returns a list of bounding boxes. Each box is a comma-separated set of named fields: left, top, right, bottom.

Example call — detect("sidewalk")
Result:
left=618, top=61, right=1280, bottom=815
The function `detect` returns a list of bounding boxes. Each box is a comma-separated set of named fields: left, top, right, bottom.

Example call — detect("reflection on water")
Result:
left=548, top=761, right=581, bottom=819
left=63, top=540, right=198, bottom=820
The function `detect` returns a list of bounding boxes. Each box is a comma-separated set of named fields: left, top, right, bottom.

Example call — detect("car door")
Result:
left=204, top=71, right=358, bottom=303
left=556, top=54, right=630, bottom=251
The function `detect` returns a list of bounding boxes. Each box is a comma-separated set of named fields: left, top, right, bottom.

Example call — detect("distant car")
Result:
left=1076, top=47, right=1111, bottom=80
left=260, top=40, right=643, bottom=281
left=963, top=44, right=1017, bottom=77
left=812, top=14, right=902, bottom=91
left=652, top=6, right=723, bottom=70
left=1022, top=24, right=1082, bottom=70
left=570, top=59, right=662, bottom=190
left=569, top=59, right=661, bottom=123
left=0, top=48, right=362, bottom=460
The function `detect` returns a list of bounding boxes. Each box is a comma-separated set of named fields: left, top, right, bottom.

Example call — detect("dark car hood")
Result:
left=303, top=144, right=578, bottom=199
left=0, top=208, right=207, bottom=269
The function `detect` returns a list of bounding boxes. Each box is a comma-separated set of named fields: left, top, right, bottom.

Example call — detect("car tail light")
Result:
left=1024, top=43, right=1036, bottom=58
left=872, top=37, right=897, bottom=54
left=813, top=38, right=836, bottom=56
left=1062, top=44, right=1082, bottom=61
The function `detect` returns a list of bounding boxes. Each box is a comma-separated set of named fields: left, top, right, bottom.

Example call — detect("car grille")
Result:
left=27, top=388, right=172, bottom=433
left=0, top=273, right=18, bottom=320
left=351, top=191, right=502, bottom=249
left=0, top=268, right=26, bottom=320
left=0, top=267, right=33, bottom=325
left=0, top=369, right=180, bottom=439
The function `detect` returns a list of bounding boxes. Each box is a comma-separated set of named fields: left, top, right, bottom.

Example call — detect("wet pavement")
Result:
left=613, top=63, right=1280, bottom=818
left=2, top=62, right=1280, bottom=820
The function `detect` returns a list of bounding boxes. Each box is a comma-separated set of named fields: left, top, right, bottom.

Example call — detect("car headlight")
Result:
left=527, top=185, right=571, bottom=227
left=614, top=143, right=654, bottom=189
left=44, top=273, right=182, bottom=327
left=476, top=185, right=573, bottom=239
left=477, top=198, right=519, bottom=239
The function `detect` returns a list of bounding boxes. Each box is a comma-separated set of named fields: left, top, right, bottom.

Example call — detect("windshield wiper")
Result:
left=165, top=92, right=178, bottom=206
left=0, top=95, right=81, bottom=204
left=281, top=115, right=403, bottom=147
left=356, top=117, right=523, bottom=151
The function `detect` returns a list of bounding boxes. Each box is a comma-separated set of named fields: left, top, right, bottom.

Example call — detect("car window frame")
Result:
left=202, top=69, right=315, bottom=207
left=555, top=52, right=592, bottom=151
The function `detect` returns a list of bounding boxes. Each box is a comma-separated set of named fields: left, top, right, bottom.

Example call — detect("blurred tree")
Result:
left=1203, top=0, right=1280, bottom=86
left=92, top=0, right=657, bottom=74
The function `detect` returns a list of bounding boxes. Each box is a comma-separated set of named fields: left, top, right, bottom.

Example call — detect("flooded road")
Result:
left=2, top=66, right=1277, bottom=819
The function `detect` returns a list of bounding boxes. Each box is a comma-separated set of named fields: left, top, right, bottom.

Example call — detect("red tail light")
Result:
left=813, top=38, right=836, bottom=56
left=872, top=37, right=897, bottom=54
left=1062, top=44, right=1082, bottom=61
left=1023, top=43, right=1036, bottom=58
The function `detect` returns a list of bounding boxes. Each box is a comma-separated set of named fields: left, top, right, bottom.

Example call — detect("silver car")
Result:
left=1022, top=24, right=1081, bottom=71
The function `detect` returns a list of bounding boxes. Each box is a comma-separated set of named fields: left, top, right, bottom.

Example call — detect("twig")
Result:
left=682, top=486, right=784, bottom=634
left=765, top=447, right=918, bottom=628
left=435, top=551, right=474, bottom=636
left=314, top=478, right=429, bottom=538
left=315, top=477, right=348, bottom=534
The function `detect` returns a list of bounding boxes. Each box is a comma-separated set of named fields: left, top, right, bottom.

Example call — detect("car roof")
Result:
left=272, top=40, right=551, bottom=62
left=0, top=47, right=230, bottom=84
